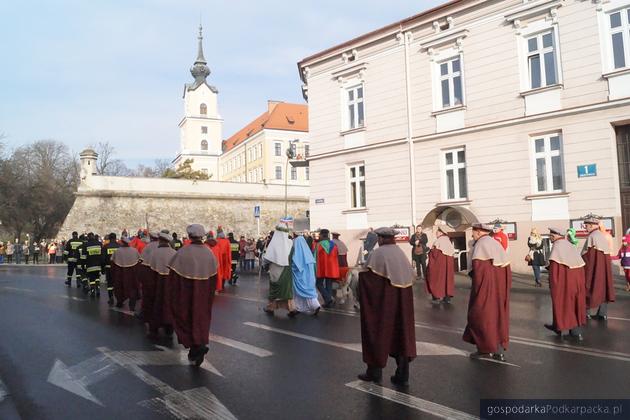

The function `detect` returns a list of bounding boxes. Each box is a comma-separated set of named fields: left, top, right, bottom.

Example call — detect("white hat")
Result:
left=186, top=224, right=205, bottom=239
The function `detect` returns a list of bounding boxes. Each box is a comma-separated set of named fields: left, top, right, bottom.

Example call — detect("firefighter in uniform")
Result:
left=171, top=232, right=183, bottom=250
left=228, top=232, right=240, bottom=285
left=77, top=234, right=88, bottom=292
left=82, top=232, right=103, bottom=298
left=63, top=232, right=84, bottom=287
left=102, top=232, right=120, bottom=305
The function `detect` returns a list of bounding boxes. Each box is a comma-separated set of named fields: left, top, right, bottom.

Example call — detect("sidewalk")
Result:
left=453, top=270, right=630, bottom=294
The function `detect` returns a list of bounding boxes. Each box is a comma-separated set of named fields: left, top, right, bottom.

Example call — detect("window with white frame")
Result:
left=290, top=142, right=297, bottom=158
left=438, top=57, right=464, bottom=109
left=258, top=144, right=263, bottom=159
left=348, top=164, right=366, bottom=208
left=609, top=7, right=630, bottom=69
left=258, top=167, right=263, bottom=181
left=346, top=85, right=365, bottom=130
left=201, top=126, right=207, bottom=134
left=305, top=145, right=310, bottom=157
left=526, top=30, right=559, bottom=89
left=532, top=133, right=564, bottom=193
left=305, top=167, right=310, bottom=180
left=274, top=142, right=282, bottom=156
left=291, top=166, right=297, bottom=180
left=275, top=166, right=282, bottom=180
left=442, top=148, right=467, bottom=201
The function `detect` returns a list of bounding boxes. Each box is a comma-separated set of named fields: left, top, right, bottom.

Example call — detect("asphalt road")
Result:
left=1, top=264, right=630, bottom=420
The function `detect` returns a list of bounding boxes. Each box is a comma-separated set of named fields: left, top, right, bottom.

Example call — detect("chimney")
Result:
left=267, top=100, right=282, bottom=113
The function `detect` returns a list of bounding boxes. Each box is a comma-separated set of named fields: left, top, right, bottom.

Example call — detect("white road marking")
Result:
left=346, top=380, right=479, bottom=420
left=244, top=322, right=471, bottom=359
left=57, top=295, right=87, bottom=301
left=0, top=286, right=36, bottom=293
left=109, top=307, right=136, bottom=316
left=47, top=358, right=107, bottom=406
left=0, top=378, right=8, bottom=402
left=179, top=292, right=630, bottom=363
left=209, top=334, right=273, bottom=358
left=245, top=322, right=361, bottom=352
left=608, top=316, right=630, bottom=322
left=98, top=347, right=236, bottom=420
left=0, top=286, right=87, bottom=301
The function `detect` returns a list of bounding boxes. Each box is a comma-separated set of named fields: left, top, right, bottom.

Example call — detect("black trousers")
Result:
left=67, top=262, right=78, bottom=281
left=412, top=254, right=427, bottom=278
left=105, top=268, right=113, bottom=292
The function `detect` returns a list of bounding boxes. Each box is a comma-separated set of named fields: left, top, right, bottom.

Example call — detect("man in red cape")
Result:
left=332, top=232, right=349, bottom=281
left=463, top=223, right=512, bottom=361
left=314, top=229, right=339, bottom=308
left=545, top=227, right=586, bottom=341
left=581, top=217, right=615, bottom=320
left=147, top=231, right=177, bottom=338
left=425, top=225, right=455, bottom=304
left=204, top=231, right=225, bottom=292
left=130, top=229, right=147, bottom=254
left=358, top=227, right=416, bottom=386
left=168, top=224, right=218, bottom=366
left=216, top=228, right=232, bottom=290
left=110, top=236, right=141, bottom=310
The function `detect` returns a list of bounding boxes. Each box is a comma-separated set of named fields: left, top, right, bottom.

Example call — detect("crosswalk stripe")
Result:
left=209, top=334, right=273, bottom=358
left=346, top=380, right=479, bottom=420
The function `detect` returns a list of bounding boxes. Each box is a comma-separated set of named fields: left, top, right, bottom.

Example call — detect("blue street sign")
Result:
left=254, top=205, right=260, bottom=218
left=577, top=164, right=597, bottom=178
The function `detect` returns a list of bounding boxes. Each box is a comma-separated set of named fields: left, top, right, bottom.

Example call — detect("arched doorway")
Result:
left=420, top=206, right=479, bottom=271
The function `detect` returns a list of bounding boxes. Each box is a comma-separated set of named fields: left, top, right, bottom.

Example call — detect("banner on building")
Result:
left=569, top=217, right=615, bottom=238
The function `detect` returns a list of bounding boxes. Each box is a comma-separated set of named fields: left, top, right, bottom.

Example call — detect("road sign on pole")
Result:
left=254, top=205, right=260, bottom=218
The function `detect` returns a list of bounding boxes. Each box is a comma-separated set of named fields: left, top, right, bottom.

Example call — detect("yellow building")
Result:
left=219, top=101, right=309, bottom=186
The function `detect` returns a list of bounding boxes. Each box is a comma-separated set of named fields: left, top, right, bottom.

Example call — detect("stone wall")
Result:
left=58, top=191, right=308, bottom=239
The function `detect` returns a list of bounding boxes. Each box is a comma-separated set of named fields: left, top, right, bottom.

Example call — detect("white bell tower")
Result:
left=173, top=24, right=223, bottom=178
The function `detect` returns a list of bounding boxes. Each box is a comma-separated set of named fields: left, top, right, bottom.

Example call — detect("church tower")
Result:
left=173, top=24, right=223, bottom=178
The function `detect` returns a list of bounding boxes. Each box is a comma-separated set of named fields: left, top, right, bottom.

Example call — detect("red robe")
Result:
left=548, top=261, right=587, bottom=331
left=169, top=272, right=217, bottom=348
left=205, top=241, right=224, bottom=292
left=315, top=240, right=340, bottom=280
left=216, top=238, right=232, bottom=281
left=111, top=263, right=140, bottom=303
left=151, top=271, right=173, bottom=333
left=463, top=259, right=511, bottom=353
left=358, top=270, right=416, bottom=368
left=425, top=248, right=455, bottom=299
left=140, top=264, right=156, bottom=316
left=582, top=248, right=615, bottom=309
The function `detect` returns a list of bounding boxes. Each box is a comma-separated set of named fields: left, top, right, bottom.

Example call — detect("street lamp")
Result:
left=284, top=139, right=299, bottom=220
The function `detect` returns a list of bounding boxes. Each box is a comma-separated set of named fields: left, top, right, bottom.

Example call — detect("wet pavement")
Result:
left=1, top=264, right=630, bottom=420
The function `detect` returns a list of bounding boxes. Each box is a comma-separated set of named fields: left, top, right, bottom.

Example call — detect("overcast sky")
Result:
left=0, top=0, right=441, bottom=164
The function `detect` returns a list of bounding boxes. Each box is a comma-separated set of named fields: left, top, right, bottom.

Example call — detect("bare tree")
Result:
left=153, top=159, right=171, bottom=177
left=92, top=141, right=130, bottom=176
left=0, top=140, right=78, bottom=241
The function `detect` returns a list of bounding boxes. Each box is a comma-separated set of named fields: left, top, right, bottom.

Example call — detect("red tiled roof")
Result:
left=223, top=102, right=308, bottom=153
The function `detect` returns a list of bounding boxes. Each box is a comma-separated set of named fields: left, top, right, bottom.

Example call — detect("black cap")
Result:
left=108, top=232, right=117, bottom=240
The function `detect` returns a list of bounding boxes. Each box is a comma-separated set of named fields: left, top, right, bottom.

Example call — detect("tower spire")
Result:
left=195, top=24, right=206, bottom=64
left=190, top=23, right=210, bottom=85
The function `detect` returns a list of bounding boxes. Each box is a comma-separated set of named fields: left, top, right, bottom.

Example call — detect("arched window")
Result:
left=200, top=103, right=207, bottom=115
left=201, top=140, right=208, bottom=151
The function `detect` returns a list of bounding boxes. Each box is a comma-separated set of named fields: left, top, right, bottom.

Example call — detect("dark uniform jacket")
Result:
left=82, top=239, right=103, bottom=274
left=102, top=241, right=120, bottom=271
left=64, top=238, right=84, bottom=263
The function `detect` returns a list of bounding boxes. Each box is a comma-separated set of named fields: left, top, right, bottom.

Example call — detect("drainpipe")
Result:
left=402, top=31, right=418, bottom=228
